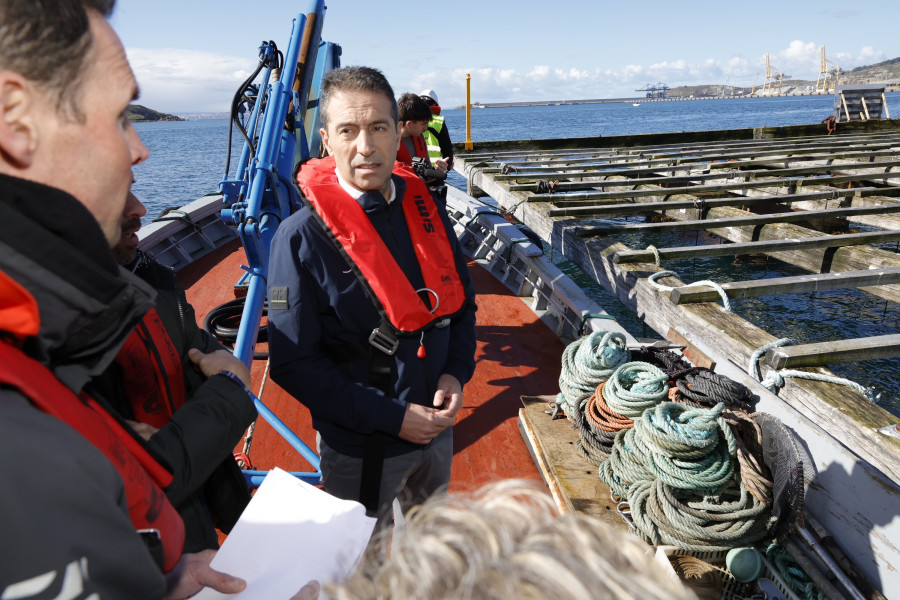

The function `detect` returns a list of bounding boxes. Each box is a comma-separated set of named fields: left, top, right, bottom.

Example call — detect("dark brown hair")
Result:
left=0, top=0, right=117, bottom=120
left=320, top=66, right=398, bottom=130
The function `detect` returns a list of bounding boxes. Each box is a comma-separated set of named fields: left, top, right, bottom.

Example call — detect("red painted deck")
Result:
left=179, top=241, right=565, bottom=491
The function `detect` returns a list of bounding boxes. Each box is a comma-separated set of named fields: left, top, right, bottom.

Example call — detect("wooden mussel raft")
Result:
left=454, top=120, right=900, bottom=596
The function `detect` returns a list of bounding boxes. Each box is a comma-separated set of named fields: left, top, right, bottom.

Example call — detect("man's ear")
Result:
left=320, top=127, right=331, bottom=156
left=0, top=72, right=39, bottom=169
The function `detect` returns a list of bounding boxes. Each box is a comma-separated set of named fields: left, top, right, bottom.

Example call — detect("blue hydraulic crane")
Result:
left=217, top=0, right=341, bottom=486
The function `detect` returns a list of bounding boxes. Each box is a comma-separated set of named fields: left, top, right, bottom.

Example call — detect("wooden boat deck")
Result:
left=176, top=240, right=555, bottom=490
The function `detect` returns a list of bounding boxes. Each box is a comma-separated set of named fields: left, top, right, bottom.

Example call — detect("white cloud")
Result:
left=126, top=48, right=256, bottom=113
left=130, top=40, right=890, bottom=112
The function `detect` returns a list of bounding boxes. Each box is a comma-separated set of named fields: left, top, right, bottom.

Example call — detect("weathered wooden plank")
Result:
left=613, top=230, right=900, bottom=264
left=470, top=134, right=900, bottom=169
left=582, top=203, right=900, bottom=235
left=533, top=172, right=899, bottom=204
left=506, top=159, right=900, bottom=192
left=552, top=187, right=900, bottom=219
left=489, top=147, right=900, bottom=180
left=518, top=396, right=627, bottom=524
left=489, top=148, right=900, bottom=178
left=687, top=205, right=900, bottom=305
left=670, top=267, right=900, bottom=303
left=763, top=334, right=900, bottom=369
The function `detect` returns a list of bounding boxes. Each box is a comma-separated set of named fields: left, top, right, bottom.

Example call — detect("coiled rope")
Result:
left=669, top=556, right=724, bottom=600
left=628, top=477, right=773, bottom=552
left=574, top=389, right=615, bottom=466
left=723, top=410, right=773, bottom=505
left=630, top=346, right=693, bottom=377
left=748, top=338, right=875, bottom=400
left=575, top=362, right=671, bottom=463
left=556, top=331, right=630, bottom=419
left=670, top=367, right=756, bottom=411
left=766, top=542, right=826, bottom=600
left=600, top=403, right=777, bottom=551
left=601, top=403, right=736, bottom=497
left=603, top=361, right=671, bottom=418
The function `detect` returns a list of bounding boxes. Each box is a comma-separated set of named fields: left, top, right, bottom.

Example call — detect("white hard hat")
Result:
left=420, top=89, right=438, bottom=104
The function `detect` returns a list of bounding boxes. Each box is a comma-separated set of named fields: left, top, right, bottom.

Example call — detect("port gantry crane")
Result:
left=761, top=53, right=790, bottom=96
left=816, top=45, right=840, bottom=93
left=635, top=82, right=670, bottom=99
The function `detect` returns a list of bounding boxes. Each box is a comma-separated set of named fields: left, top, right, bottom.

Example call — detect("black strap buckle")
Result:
left=368, top=326, right=399, bottom=356
left=138, top=528, right=164, bottom=570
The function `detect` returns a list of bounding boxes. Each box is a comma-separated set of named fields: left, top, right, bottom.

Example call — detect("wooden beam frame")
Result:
left=669, top=267, right=900, bottom=304
left=554, top=186, right=900, bottom=219
left=763, top=334, right=900, bottom=369
left=612, top=230, right=900, bottom=264
left=580, top=203, right=900, bottom=236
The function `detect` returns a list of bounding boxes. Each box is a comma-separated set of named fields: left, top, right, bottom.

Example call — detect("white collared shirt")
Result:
left=335, top=169, right=396, bottom=204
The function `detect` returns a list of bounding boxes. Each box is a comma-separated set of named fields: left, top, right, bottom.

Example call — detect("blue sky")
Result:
left=112, top=0, right=898, bottom=113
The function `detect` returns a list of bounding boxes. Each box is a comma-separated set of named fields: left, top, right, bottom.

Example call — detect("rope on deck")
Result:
left=556, top=331, right=630, bottom=419
left=601, top=404, right=775, bottom=552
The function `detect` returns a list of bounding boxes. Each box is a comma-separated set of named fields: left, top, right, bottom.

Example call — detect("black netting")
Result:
left=754, top=412, right=814, bottom=538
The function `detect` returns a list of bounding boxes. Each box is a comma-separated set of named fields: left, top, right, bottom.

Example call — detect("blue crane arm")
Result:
left=220, top=0, right=339, bottom=366
left=217, top=0, right=341, bottom=484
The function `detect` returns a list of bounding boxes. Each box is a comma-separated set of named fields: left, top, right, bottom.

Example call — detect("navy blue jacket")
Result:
left=267, top=174, right=477, bottom=458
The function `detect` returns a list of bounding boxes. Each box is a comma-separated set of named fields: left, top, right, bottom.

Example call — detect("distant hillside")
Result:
left=126, top=104, right=183, bottom=122
left=668, top=57, right=900, bottom=98
left=842, top=57, right=900, bottom=85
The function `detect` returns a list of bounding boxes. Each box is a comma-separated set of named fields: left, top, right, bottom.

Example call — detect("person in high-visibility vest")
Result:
left=420, top=89, right=454, bottom=170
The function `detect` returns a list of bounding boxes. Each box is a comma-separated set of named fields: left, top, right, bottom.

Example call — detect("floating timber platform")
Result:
left=454, top=119, right=900, bottom=593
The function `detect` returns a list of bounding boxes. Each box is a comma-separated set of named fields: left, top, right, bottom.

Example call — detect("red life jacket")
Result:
left=0, top=270, right=185, bottom=573
left=114, top=308, right=186, bottom=429
left=296, top=156, right=466, bottom=333
left=396, top=134, right=429, bottom=166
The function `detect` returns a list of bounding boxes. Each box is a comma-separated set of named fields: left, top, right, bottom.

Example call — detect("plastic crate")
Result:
left=656, top=545, right=802, bottom=600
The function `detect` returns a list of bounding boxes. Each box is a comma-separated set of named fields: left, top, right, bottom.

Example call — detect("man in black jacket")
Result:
left=96, top=191, right=257, bottom=552
left=0, top=0, right=246, bottom=597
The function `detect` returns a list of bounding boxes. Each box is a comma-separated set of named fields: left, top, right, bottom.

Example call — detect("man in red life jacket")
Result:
left=0, top=1, right=246, bottom=597
left=267, top=67, right=478, bottom=524
left=397, top=92, right=449, bottom=174
left=90, top=191, right=256, bottom=553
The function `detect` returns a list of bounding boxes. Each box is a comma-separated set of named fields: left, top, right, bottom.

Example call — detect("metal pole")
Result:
left=465, top=73, right=473, bottom=150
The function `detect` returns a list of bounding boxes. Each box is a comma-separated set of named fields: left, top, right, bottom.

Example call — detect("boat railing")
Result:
left=138, top=193, right=238, bottom=271
left=444, top=186, right=632, bottom=344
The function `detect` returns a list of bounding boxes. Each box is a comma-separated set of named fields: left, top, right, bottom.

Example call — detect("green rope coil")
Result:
left=599, top=403, right=736, bottom=496
left=599, top=402, right=778, bottom=552
left=556, top=331, right=630, bottom=418
left=628, top=478, right=773, bottom=552
left=602, top=362, right=670, bottom=418
left=632, top=403, right=736, bottom=492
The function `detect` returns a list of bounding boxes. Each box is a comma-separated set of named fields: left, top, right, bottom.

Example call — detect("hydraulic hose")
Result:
left=204, top=297, right=269, bottom=360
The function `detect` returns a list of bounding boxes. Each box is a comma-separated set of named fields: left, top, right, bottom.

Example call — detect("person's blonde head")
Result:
left=327, top=479, right=695, bottom=600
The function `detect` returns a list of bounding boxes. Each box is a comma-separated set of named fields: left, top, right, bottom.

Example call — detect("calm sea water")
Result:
left=132, top=95, right=846, bottom=215
left=132, top=94, right=900, bottom=414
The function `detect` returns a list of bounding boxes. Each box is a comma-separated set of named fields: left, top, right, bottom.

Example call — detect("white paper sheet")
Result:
left=192, top=467, right=376, bottom=599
